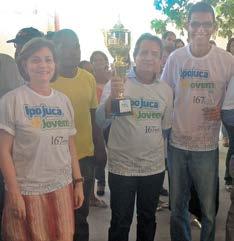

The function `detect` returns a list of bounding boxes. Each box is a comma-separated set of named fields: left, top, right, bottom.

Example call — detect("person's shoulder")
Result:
left=0, top=54, right=17, bottom=72
left=78, top=68, right=95, bottom=81
left=212, top=46, right=233, bottom=59
left=53, top=88, right=71, bottom=102
left=158, top=81, right=173, bottom=94
left=170, top=45, right=188, bottom=58
left=77, top=68, right=96, bottom=90
left=166, top=46, right=189, bottom=65
left=0, top=85, right=25, bottom=101
left=0, top=53, right=15, bottom=63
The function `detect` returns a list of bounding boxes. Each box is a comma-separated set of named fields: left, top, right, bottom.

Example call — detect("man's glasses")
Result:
left=190, top=21, right=214, bottom=29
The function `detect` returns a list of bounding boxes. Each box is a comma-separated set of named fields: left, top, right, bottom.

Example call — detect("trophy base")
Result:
left=111, top=98, right=132, bottom=116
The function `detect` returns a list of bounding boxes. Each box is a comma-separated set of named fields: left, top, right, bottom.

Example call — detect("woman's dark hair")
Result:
left=90, top=51, right=108, bottom=64
left=133, top=33, right=163, bottom=59
left=226, top=38, right=234, bottom=53
left=162, top=31, right=176, bottom=40
left=79, top=60, right=91, bottom=68
left=16, top=37, right=58, bottom=82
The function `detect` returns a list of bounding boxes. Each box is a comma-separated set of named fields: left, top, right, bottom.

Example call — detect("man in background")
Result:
left=0, top=52, right=23, bottom=241
left=52, top=29, right=106, bottom=241
left=7, top=27, right=43, bottom=58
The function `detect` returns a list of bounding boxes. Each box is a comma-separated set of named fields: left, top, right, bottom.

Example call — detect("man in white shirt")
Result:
left=161, top=2, right=234, bottom=241
left=97, top=33, right=173, bottom=241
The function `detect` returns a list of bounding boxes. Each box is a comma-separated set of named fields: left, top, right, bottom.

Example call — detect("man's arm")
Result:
left=160, top=54, right=176, bottom=91
left=96, top=81, right=112, bottom=129
left=91, top=109, right=107, bottom=168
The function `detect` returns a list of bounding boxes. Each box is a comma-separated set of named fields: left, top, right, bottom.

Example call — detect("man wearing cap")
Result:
left=7, top=27, right=44, bottom=59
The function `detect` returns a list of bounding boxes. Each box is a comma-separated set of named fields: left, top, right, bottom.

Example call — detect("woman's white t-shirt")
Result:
left=0, top=85, right=76, bottom=195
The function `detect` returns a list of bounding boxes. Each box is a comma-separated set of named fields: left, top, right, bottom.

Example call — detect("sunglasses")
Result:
left=190, top=21, right=214, bottom=29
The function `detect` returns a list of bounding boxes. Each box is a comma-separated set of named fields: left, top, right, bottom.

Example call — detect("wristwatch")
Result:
left=73, top=177, right=84, bottom=186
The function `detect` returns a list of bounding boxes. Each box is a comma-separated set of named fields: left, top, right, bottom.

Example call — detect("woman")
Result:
left=89, top=51, right=110, bottom=207
left=79, top=60, right=94, bottom=75
left=90, top=51, right=111, bottom=102
left=222, top=75, right=234, bottom=241
left=0, top=38, right=84, bottom=241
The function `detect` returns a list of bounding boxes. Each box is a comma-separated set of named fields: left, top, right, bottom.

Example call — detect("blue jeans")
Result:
left=168, top=145, right=218, bottom=241
left=108, top=172, right=165, bottom=241
left=222, top=110, right=234, bottom=185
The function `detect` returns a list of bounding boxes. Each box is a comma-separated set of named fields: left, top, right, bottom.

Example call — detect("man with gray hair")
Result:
left=96, top=33, right=173, bottom=241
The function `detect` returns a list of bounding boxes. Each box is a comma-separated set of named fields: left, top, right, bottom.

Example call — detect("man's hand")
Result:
left=203, top=106, right=221, bottom=121
left=74, top=183, right=84, bottom=209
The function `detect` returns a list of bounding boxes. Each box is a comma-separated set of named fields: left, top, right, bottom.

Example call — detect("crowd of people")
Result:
left=0, top=2, right=234, bottom=241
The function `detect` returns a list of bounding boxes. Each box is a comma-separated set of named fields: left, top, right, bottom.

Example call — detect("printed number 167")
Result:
left=193, top=96, right=205, bottom=104
left=51, top=136, right=63, bottom=145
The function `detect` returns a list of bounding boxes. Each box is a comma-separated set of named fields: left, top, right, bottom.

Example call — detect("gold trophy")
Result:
left=103, top=21, right=132, bottom=116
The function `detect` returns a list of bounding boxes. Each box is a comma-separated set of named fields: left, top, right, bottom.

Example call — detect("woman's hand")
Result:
left=73, top=183, right=84, bottom=209
left=6, top=191, right=26, bottom=219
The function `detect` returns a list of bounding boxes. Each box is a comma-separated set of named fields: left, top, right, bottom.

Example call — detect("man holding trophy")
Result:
left=96, top=28, right=173, bottom=241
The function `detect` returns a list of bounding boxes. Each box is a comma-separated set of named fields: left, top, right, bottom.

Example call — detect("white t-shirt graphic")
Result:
left=161, top=45, right=234, bottom=151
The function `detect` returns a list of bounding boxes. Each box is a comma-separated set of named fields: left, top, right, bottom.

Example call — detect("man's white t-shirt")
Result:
left=96, top=69, right=173, bottom=176
left=161, top=45, right=234, bottom=151
left=0, top=85, right=76, bottom=195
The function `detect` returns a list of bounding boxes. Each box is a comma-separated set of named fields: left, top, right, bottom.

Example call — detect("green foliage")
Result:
left=151, top=19, right=167, bottom=35
left=152, top=0, right=234, bottom=39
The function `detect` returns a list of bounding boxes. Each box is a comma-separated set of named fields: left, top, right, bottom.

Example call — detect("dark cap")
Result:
left=7, top=27, right=44, bottom=45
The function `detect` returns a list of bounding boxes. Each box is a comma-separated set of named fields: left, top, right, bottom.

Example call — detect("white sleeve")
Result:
left=96, top=81, right=112, bottom=129
left=161, top=85, right=173, bottom=130
left=0, top=93, right=16, bottom=135
left=65, top=96, right=77, bottom=136
left=99, top=80, right=111, bottom=105
left=160, top=55, right=177, bottom=91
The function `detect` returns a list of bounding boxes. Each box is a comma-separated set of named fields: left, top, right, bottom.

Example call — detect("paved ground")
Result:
left=88, top=142, right=230, bottom=241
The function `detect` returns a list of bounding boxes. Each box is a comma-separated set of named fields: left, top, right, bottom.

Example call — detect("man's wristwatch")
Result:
left=73, top=177, right=84, bottom=186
